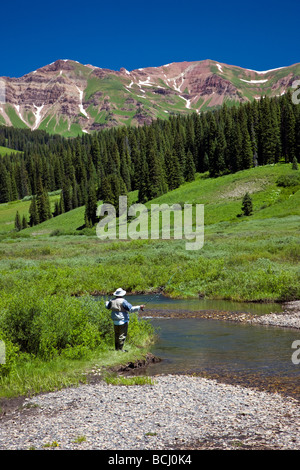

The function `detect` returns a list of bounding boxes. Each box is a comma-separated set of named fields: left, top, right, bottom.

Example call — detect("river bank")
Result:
left=0, top=374, right=299, bottom=450
left=1, top=301, right=299, bottom=451
left=141, top=300, right=300, bottom=329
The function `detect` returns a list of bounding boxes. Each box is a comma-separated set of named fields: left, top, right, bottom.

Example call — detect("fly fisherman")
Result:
left=105, top=288, right=145, bottom=352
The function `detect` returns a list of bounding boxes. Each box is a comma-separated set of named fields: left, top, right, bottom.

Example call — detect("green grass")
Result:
left=104, top=375, right=155, bottom=386
left=0, top=162, right=298, bottom=303
left=5, top=105, right=29, bottom=129
left=0, top=193, right=60, bottom=234
left=0, top=146, right=23, bottom=156
left=0, top=163, right=299, bottom=399
left=0, top=345, right=151, bottom=399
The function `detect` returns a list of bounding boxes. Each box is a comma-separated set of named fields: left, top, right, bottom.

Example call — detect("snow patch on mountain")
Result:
left=14, top=105, right=27, bottom=125
left=246, top=66, right=288, bottom=74
left=32, top=104, right=44, bottom=130
left=240, top=79, right=268, bottom=84
left=76, top=86, right=89, bottom=118
left=180, top=95, right=191, bottom=109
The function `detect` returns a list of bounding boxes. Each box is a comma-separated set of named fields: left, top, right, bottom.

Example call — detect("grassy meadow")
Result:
left=1, top=162, right=298, bottom=302
left=0, top=162, right=299, bottom=398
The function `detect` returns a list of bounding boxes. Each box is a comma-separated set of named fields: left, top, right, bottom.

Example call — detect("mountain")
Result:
left=0, top=59, right=299, bottom=137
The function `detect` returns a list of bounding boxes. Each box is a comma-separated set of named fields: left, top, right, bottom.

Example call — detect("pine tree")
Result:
left=0, top=163, right=10, bottom=203
left=240, top=122, right=253, bottom=169
left=91, top=135, right=101, bottom=168
left=184, top=150, right=196, bottom=182
left=164, top=148, right=183, bottom=190
left=281, top=100, right=296, bottom=162
left=292, top=156, right=298, bottom=170
left=61, top=180, right=73, bottom=213
left=173, top=132, right=186, bottom=176
left=22, top=215, right=28, bottom=229
left=259, top=96, right=281, bottom=164
left=29, top=196, right=39, bottom=226
left=99, top=176, right=115, bottom=206
left=36, top=177, right=51, bottom=222
left=147, top=147, right=167, bottom=199
left=14, top=211, right=22, bottom=231
left=241, top=192, right=253, bottom=216
left=138, top=156, right=150, bottom=204
left=210, top=128, right=226, bottom=176
left=85, top=182, right=98, bottom=226
left=120, top=148, right=131, bottom=191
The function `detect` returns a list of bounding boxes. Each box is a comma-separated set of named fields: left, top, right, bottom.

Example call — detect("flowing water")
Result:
left=119, top=295, right=300, bottom=400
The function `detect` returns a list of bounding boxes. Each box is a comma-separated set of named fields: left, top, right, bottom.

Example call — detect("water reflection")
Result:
left=98, top=294, right=299, bottom=399
left=144, top=318, right=300, bottom=400
left=126, top=294, right=283, bottom=316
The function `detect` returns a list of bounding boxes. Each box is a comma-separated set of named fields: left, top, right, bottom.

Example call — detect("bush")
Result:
left=241, top=192, right=253, bottom=216
left=276, top=174, right=300, bottom=187
left=0, top=292, right=113, bottom=360
left=0, top=329, right=19, bottom=377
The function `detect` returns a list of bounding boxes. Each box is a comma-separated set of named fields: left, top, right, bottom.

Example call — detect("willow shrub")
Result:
left=0, top=288, right=154, bottom=375
left=0, top=292, right=110, bottom=364
left=0, top=329, right=19, bottom=377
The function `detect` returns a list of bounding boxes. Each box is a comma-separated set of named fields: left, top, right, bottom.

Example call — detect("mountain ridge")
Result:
left=0, top=58, right=299, bottom=137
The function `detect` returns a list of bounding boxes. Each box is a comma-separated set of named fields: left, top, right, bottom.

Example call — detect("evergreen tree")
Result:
left=241, top=192, right=253, bottom=216
left=36, top=177, right=51, bottom=222
left=22, top=215, right=28, bottom=229
left=0, top=163, right=10, bottom=203
left=210, top=128, right=226, bottom=176
left=164, top=148, right=183, bottom=190
left=184, top=150, right=196, bottom=182
left=292, top=156, right=298, bottom=170
left=137, top=156, right=150, bottom=204
left=91, top=134, right=101, bottom=167
left=120, top=148, right=131, bottom=191
left=99, top=176, right=115, bottom=206
left=85, top=182, right=98, bottom=227
left=281, top=99, right=296, bottom=162
left=61, top=180, right=73, bottom=213
left=147, top=146, right=167, bottom=199
left=173, top=131, right=186, bottom=175
left=14, top=211, right=22, bottom=231
left=259, top=96, right=281, bottom=164
left=29, top=196, right=39, bottom=226
left=240, top=121, right=253, bottom=169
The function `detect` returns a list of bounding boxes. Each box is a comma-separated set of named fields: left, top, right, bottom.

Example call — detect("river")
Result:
left=123, top=295, right=300, bottom=400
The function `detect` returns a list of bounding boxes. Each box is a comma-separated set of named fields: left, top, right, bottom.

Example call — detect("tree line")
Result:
left=0, top=90, right=299, bottom=228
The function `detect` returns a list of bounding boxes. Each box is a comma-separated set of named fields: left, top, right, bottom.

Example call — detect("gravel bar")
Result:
left=1, top=301, right=300, bottom=451
left=1, top=374, right=300, bottom=450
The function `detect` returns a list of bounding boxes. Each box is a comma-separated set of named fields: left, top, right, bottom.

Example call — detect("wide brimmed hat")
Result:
left=113, top=287, right=126, bottom=297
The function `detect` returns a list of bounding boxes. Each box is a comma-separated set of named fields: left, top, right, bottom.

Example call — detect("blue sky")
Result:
left=2, top=0, right=300, bottom=77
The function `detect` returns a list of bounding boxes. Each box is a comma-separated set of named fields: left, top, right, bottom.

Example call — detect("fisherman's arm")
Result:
left=122, top=300, right=144, bottom=312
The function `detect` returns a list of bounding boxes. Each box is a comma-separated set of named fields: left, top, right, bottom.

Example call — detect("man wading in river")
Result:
left=105, top=288, right=145, bottom=352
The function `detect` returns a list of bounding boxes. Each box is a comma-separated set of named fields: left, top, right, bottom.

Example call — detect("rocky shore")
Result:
left=1, top=374, right=300, bottom=451
left=143, top=300, right=300, bottom=329
left=250, top=300, right=300, bottom=329
left=0, top=301, right=299, bottom=451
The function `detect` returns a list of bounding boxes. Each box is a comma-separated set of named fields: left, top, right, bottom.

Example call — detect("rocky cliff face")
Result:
left=0, top=58, right=299, bottom=137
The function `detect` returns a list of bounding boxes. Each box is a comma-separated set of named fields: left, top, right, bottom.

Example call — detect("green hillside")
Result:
left=0, top=163, right=299, bottom=303
left=0, top=145, right=22, bottom=156
left=1, top=163, right=298, bottom=235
